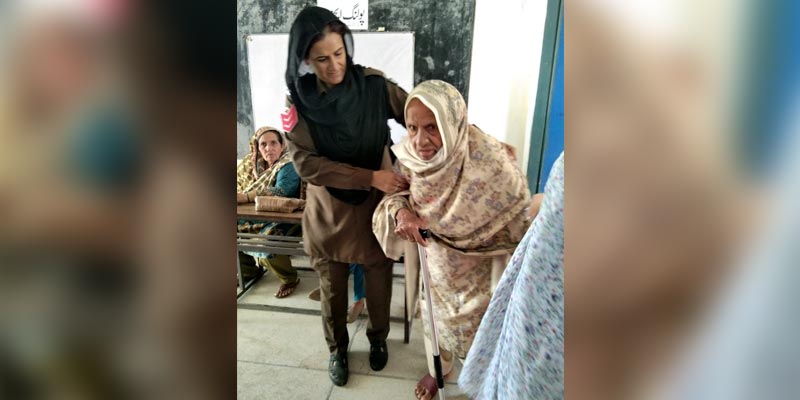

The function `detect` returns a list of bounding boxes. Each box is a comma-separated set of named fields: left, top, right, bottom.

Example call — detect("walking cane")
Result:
left=418, top=229, right=446, bottom=400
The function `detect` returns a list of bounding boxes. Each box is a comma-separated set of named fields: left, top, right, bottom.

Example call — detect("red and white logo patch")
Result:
left=281, top=105, right=298, bottom=132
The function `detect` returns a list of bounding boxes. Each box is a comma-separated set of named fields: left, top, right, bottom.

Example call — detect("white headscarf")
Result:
left=392, top=80, right=468, bottom=174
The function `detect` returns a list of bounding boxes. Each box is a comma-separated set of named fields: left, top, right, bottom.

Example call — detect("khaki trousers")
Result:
left=314, top=256, right=394, bottom=353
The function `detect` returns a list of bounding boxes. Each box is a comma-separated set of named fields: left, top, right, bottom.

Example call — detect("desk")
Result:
left=236, top=203, right=303, bottom=224
left=236, top=204, right=304, bottom=299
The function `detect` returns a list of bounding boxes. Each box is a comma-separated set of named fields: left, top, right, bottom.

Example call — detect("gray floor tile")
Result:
left=237, top=309, right=331, bottom=370
left=347, top=320, right=429, bottom=381
left=237, top=361, right=332, bottom=400
left=328, top=374, right=417, bottom=400
left=327, top=373, right=469, bottom=400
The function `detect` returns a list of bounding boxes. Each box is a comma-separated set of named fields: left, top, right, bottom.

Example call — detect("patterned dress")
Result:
left=459, top=153, right=564, bottom=400
left=383, top=158, right=530, bottom=359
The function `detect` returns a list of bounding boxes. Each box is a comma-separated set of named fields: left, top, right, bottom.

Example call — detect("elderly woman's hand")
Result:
left=372, top=170, right=409, bottom=194
left=237, top=192, right=249, bottom=204
left=395, top=208, right=428, bottom=246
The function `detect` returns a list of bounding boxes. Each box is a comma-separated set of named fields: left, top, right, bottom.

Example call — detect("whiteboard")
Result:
left=246, top=32, right=414, bottom=144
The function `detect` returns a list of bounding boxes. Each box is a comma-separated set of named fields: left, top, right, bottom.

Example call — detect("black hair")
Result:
left=304, top=20, right=350, bottom=60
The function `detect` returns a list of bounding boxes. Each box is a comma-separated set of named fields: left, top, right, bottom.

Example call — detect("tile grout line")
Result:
left=238, top=358, right=430, bottom=383
left=238, top=302, right=409, bottom=324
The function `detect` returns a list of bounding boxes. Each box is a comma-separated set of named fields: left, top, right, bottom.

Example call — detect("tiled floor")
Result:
left=237, top=257, right=468, bottom=400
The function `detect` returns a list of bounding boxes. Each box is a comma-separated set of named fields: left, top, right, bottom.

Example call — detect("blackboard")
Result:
left=237, top=0, right=476, bottom=157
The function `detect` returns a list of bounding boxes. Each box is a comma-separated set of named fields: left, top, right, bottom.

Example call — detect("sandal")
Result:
left=275, top=279, right=300, bottom=298
left=414, top=374, right=438, bottom=400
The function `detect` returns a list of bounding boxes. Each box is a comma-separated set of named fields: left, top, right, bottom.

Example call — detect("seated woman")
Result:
left=237, top=126, right=302, bottom=298
left=372, top=80, right=531, bottom=399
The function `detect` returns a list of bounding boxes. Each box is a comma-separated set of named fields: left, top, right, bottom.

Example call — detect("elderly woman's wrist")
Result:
left=395, top=207, right=412, bottom=223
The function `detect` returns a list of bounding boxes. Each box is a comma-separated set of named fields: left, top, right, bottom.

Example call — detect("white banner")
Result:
left=317, top=0, right=368, bottom=31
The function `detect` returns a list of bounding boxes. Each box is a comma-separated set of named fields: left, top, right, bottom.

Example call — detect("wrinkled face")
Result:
left=258, top=131, right=284, bottom=165
left=306, top=30, right=347, bottom=86
left=406, top=98, right=443, bottom=160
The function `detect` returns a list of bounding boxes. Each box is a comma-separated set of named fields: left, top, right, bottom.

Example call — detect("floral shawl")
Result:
left=373, top=80, right=530, bottom=257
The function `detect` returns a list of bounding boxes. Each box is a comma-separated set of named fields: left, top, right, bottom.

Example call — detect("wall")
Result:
left=467, top=0, right=548, bottom=172
left=237, top=0, right=476, bottom=158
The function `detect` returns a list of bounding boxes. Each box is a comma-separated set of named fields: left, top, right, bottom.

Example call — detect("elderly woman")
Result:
left=283, top=6, right=409, bottom=386
left=372, top=80, right=531, bottom=399
left=460, top=153, right=564, bottom=400
left=237, top=126, right=301, bottom=298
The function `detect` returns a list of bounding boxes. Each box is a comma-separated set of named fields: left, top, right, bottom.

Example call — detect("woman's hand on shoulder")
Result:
left=394, top=208, right=428, bottom=246
left=371, top=170, right=409, bottom=194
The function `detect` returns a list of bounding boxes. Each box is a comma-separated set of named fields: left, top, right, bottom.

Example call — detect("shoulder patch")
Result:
left=281, top=104, right=298, bottom=132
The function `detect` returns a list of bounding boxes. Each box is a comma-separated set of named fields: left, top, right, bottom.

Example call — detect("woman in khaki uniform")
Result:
left=283, top=6, right=409, bottom=386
